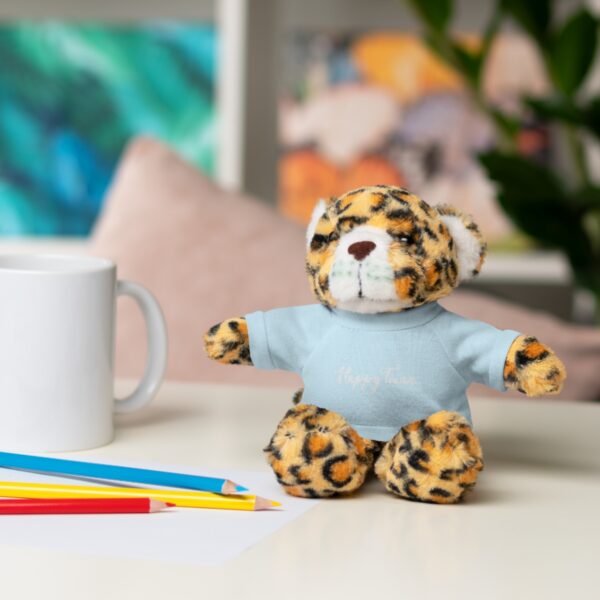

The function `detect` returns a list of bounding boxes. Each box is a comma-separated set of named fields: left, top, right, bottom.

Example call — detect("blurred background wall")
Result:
left=0, top=0, right=596, bottom=323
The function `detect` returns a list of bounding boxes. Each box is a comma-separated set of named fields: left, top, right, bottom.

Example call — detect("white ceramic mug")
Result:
left=0, top=254, right=167, bottom=452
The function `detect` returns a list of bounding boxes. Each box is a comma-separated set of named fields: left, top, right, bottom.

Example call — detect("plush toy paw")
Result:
left=264, top=404, right=380, bottom=498
left=204, top=317, right=252, bottom=365
left=375, top=410, right=483, bottom=504
left=504, top=335, right=566, bottom=396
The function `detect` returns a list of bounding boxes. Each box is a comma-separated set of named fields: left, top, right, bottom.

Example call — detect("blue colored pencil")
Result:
left=0, top=452, right=248, bottom=495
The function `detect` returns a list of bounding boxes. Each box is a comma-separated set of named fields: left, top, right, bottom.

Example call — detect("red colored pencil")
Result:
left=0, top=497, right=173, bottom=515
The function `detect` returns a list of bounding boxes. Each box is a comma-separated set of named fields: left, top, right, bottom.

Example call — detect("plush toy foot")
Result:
left=375, top=411, right=483, bottom=504
left=264, top=404, right=380, bottom=498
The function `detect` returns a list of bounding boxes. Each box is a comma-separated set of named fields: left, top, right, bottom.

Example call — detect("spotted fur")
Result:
left=263, top=404, right=382, bottom=498
left=503, top=335, right=566, bottom=396
left=203, top=317, right=252, bottom=365
left=374, top=410, right=483, bottom=504
left=435, top=204, right=487, bottom=279
left=264, top=405, right=482, bottom=503
left=305, top=185, right=485, bottom=309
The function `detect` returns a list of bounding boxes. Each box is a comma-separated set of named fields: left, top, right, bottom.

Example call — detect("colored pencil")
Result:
left=0, top=481, right=280, bottom=511
left=0, top=451, right=247, bottom=494
left=0, top=497, right=172, bottom=515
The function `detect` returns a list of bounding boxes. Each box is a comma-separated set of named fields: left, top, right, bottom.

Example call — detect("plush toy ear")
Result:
left=436, top=205, right=487, bottom=282
left=306, top=199, right=328, bottom=248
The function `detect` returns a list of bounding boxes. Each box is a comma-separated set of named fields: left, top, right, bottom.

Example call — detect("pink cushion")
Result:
left=91, top=137, right=311, bottom=387
left=91, top=136, right=600, bottom=401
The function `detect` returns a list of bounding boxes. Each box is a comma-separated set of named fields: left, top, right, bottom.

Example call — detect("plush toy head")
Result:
left=305, top=185, right=486, bottom=313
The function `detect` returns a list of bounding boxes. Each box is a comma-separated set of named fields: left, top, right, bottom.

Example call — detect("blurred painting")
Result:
left=279, top=32, right=550, bottom=248
left=0, top=22, right=216, bottom=236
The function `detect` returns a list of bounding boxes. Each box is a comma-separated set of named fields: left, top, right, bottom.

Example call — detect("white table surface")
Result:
left=1, top=380, right=598, bottom=600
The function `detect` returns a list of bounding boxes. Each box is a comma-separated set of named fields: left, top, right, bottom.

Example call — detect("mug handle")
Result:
left=114, top=280, right=168, bottom=414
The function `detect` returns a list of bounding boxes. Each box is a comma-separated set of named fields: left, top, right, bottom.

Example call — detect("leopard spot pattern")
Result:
left=263, top=404, right=382, bottom=498
left=503, top=335, right=566, bottom=396
left=375, top=410, right=483, bottom=504
left=203, top=317, right=252, bottom=365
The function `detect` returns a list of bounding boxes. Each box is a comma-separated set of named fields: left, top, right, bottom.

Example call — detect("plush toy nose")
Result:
left=348, top=241, right=376, bottom=261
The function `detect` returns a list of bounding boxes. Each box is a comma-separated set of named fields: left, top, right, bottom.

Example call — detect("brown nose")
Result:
left=348, top=241, right=376, bottom=261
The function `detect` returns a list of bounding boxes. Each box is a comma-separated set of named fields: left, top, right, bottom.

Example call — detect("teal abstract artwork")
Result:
left=0, top=22, right=217, bottom=236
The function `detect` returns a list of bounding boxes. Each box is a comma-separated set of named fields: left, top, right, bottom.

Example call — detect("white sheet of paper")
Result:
left=0, top=462, right=319, bottom=565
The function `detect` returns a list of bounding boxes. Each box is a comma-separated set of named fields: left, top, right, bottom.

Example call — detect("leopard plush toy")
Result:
left=204, top=185, right=566, bottom=504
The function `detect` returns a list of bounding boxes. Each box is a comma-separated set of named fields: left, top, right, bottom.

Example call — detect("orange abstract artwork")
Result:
left=351, top=34, right=463, bottom=103
left=280, top=151, right=405, bottom=224
left=278, top=32, right=549, bottom=248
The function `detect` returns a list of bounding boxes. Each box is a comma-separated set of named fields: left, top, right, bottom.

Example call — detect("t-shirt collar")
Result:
left=331, top=301, right=443, bottom=331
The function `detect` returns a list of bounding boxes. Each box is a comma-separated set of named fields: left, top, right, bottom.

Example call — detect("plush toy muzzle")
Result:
left=330, top=225, right=403, bottom=313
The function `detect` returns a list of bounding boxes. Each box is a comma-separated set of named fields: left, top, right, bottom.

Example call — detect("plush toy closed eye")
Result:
left=204, top=185, right=566, bottom=504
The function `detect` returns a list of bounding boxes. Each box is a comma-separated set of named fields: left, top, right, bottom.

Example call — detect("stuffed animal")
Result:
left=204, top=185, right=566, bottom=504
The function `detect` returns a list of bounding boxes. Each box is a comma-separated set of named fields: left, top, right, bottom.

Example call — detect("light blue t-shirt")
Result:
left=245, top=303, right=519, bottom=441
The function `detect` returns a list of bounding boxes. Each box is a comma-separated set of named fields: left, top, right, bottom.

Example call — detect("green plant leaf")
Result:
left=501, top=0, right=551, bottom=42
left=583, top=97, right=600, bottom=139
left=406, top=0, right=452, bottom=33
left=582, top=209, right=600, bottom=256
left=479, top=151, right=564, bottom=200
left=449, top=41, right=481, bottom=85
left=482, top=3, right=501, bottom=58
left=478, top=151, right=594, bottom=268
left=548, top=9, right=598, bottom=94
left=489, top=108, right=521, bottom=139
left=526, top=96, right=600, bottom=141
left=422, top=30, right=446, bottom=58
left=573, top=186, right=600, bottom=212
left=525, top=96, right=583, bottom=124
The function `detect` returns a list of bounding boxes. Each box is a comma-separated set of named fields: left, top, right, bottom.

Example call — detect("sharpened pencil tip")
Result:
left=149, top=500, right=173, bottom=513
left=254, top=496, right=281, bottom=511
left=222, top=480, right=248, bottom=494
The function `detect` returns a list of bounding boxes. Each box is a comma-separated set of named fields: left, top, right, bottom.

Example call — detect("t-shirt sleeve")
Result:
left=434, top=311, right=521, bottom=391
left=245, top=305, right=330, bottom=373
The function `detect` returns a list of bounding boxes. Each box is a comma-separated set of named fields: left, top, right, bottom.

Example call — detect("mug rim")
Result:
left=0, top=253, right=116, bottom=275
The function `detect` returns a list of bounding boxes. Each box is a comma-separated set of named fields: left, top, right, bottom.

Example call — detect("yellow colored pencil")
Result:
left=0, top=481, right=280, bottom=511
